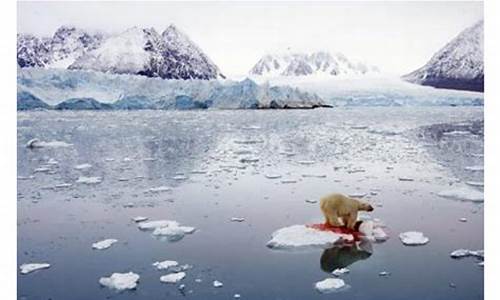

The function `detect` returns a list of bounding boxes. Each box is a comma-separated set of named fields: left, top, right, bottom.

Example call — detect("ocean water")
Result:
left=17, top=107, right=483, bottom=300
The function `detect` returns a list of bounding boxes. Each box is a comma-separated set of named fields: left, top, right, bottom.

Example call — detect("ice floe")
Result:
left=399, top=231, right=429, bottom=246
left=466, top=181, right=484, bottom=187
left=213, top=280, right=224, bottom=288
left=138, top=219, right=196, bottom=241
left=147, top=186, right=172, bottom=193
left=332, top=268, right=350, bottom=277
left=314, top=278, right=347, bottom=293
left=378, top=271, right=391, bottom=277
left=266, top=225, right=352, bottom=250
left=99, top=272, right=140, bottom=290
left=230, top=217, right=245, bottom=222
left=265, top=174, right=282, bottom=179
left=398, top=177, right=414, bottom=181
left=132, top=216, right=148, bottom=223
left=92, top=239, right=118, bottom=250
left=26, top=138, right=73, bottom=148
left=20, top=263, right=50, bottom=274
left=153, top=260, right=179, bottom=270
left=359, top=220, right=389, bottom=243
left=76, top=176, right=102, bottom=184
left=74, top=163, right=92, bottom=170
left=160, top=272, right=186, bottom=283
left=450, top=249, right=484, bottom=259
left=138, top=220, right=179, bottom=230
left=465, top=165, right=484, bottom=171
left=348, top=192, right=367, bottom=198
left=437, top=187, right=484, bottom=202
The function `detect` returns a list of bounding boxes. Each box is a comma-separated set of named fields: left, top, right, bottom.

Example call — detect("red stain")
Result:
left=307, top=223, right=364, bottom=241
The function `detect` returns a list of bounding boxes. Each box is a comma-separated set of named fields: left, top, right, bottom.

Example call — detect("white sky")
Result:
left=18, top=1, right=483, bottom=76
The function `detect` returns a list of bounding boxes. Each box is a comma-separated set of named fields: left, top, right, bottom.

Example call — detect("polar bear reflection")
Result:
left=320, top=239, right=373, bottom=272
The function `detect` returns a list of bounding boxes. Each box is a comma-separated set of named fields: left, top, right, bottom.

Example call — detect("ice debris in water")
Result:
left=230, top=217, right=245, bottom=222
left=465, top=165, right=484, bottom=171
left=160, top=272, right=186, bottom=284
left=266, top=225, right=352, bottom=250
left=147, top=186, right=172, bottom=193
left=213, top=280, right=224, bottom=288
left=234, top=294, right=241, bottom=298
left=359, top=220, right=389, bottom=242
left=138, top=220, right=179, bottom=230
left=314, top=278, right=347, bottom=293
left=74, top=163, right=92, bottom=170
left=92, top=239, right=118, bottom=250
left=138, top=220, right=195, bottom=241
left=20, top=263, right=50, bottom=274
left=153, top=260, right=179, bottom=270
left=298, top=160, right=315, bottom=165
left=332, top=268, right=350, bottom=277
left=348, top=192, right=367, bottom=198
left=132, top=216, right=148, bottom=223
left=76, top=176, right=102, bottom=184
left=459, top=218, right=467, bottom=222
left=399, top=231, right=429, bottom=246
left=379, top=271, right=391, bottom=277
left=265, top=174, right=282, bottom=179
left=450, top=249, right=484, bottom=259
left=437, top=187, right=484, bottom=202
left=398, top=177, right=414, bottom=181
left=99, top=272, right=140, bottom=290
left=466, top=181, right=484, bottom=187
left=26, top=138, right=73, bottom=148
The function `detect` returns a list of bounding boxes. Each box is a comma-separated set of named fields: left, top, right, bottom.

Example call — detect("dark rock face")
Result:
left=17, top=34, right=52, bottom=68
left=403, top=21, right=483, bottom=92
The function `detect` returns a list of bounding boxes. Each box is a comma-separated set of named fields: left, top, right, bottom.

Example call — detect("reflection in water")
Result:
left=320, top=239, right=373, bottom=272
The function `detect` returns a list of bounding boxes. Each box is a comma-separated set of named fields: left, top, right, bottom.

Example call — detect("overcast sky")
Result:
left=18, top=1, right=483, bottom=76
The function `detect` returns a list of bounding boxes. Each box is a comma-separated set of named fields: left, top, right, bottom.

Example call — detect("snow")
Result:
left=99, top=272, right=140, bottom=290
left=20, top=263, right=50, bottom=274
left=314, top=278, right=347, bottom=293
left=213, top=280, right=224, bottom=288
left=76, top=176, right=102, bottom=184
left=160, top=272, right=186, bottom=283
left=437, top=187, right=484, bottom=202
left=266, top=225, right=352, bottom=250
left=92, top=239, right=118, bottom=250
left=399, top=231, right=429, bottom=246
left=153, top=260, right=179, bottom=270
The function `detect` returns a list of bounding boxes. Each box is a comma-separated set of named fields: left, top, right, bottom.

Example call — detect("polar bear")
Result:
left=320, top=193, right=374, bottom=229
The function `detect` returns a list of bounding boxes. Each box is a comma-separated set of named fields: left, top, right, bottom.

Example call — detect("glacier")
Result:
left=17, top=68, right=326, bottom=110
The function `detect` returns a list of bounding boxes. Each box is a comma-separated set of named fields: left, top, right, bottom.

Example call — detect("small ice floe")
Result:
left=54, top=183, right=72, bottom=188
left=398, top=177, right=414, bottom=182
left=265, top=174, right=282, bottom=179
left=466, top=181, right=484, bottom=187
left=20, top=263, right=50, bottom=274
left=104, top=158, right=115, bottom=162
left=242, top=125, right=261, bottom=130
left=143, top=157, right=156, bottom=162
left=153, top=260, right=179, bottom=270
left=26, top=139, right=73, bottom=148
left=437, top=187, right=484, bottom=202
left=76, top=176, right=102, bottom=184
left=399, top=231, right=429, bottom=246
left=281, top=179, right=297, bottom=184
left=240, top=157, right=259, bottom=163
left=348, top=192, right=367, bottom=198
left=74, top=163, right=92, bottom=170
left=443, top=130, right=470, bottom=137
left=138, top=220, right=196, bottom=241
left=378, top=271, right=391, bottom=277
left=347, top=168, right=365, bottom=174
left=234, top=139, right=264, bottom=144
left=123, top=157, right=134, bottom=162
left=450, top=249, right=484, bottom=259
left=190, top=170, right=207, bottom=174
left=302, top=174, right=327, bottom=178
left=266, top=225, right=352, bottom=250
left=314, top=278, right=347, bottom=293
left=46, top=158, right=59, bottom=165
left=359, top=220, right=389, bottom=243
left=351, top=125, right=368, bottom=129
left=234, top=294, right=241, bottom=298
left=92, top=239, right=118, bottom=250
left=147, top=186, right=172, bottom=193
left=132, top=216, right=148, bottom=223
left=99, top=272, right=140, bottom=291
left=298, top=160, right=315, bottom=165
left=465, top=166, right=484, bottom=172
left=305, top=199, right=318, bottom=204
left=173, top=175, right=188, bottom=180
left=230, top=217, right=245, bottom=222
left=478, top=261, right=484, bottom=267
left=138, top=220, right=179, bottom=230
left=332, top=268, right=350, bottom=277
left=123, top=202, right=135, bottom=208
left=213, top=280, right=224, bottom=288
left=17, top=175, right=34, bottom=180
left=34, top=167, right=51, bottom=173
left=459, top=218, right=467, bottom=222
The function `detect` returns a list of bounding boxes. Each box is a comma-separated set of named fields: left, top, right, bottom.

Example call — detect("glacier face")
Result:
left=18, top=25, right=223, bottom=80
left=249, top=51, right=379, bottom=77
left=403, top=21, right=483, bottom=92
left=17, top=68, right=325, bottom=110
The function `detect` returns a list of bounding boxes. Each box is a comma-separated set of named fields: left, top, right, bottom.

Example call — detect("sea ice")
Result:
left=266, top=225, right=352, bottom=250
left=74, top=163, right=92, bottom=170
left=230, top=217, right=245, bottom=222
left=147, top=186, right=172, bottom=193
left=314, top=278, right=347, bottom=293
left=132, top=216, right=148, bottom=223
left=26, top=139, right=73, bottom=148
left=92, top=239, right=118, bottom=250
left=213, top=280, right=224, bottom=288
left=465, top=166, right=484, bottom=171
left=139, top=219, right=195, bottom=241
left=153, top=260, right=179, bottom=270
left=450, top=249, right=484, bottom=259
left=138, top=220, right=179, bottom=230
left=466, top=181, right=484, bottom=187
left=99, top=272, right=140, bottom=290
left=348, top=192, right=367, bottom=198
left=399, top=231, right=429, bottom=246
left=20, top=263, right=50, bottom=274
left=298, top=160, right=315, bottom=165
left=76, top=176, right=102, bottom=184
left=437, top=187, right=484, bottom=202
left=332, top=268, right=350, bottom=277
left=398, top=177, right=414, bottom=181
left=265, top=174, right=282, bottom=179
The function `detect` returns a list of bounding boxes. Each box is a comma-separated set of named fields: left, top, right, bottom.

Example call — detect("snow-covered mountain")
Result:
left=18, top=25, right=224, bottom=80
left=249, top=51, right=379, bottom=77
left=403, top=21, right=483, bottom=92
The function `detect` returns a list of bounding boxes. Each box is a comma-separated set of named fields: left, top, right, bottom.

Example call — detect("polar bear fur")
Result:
left=320, top=193, right=374, bottom=229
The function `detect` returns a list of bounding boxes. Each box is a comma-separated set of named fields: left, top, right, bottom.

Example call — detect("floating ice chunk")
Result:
left=76, top=176, right=102, bottom=184
left=46, top=158, right=59, bottom=165
left=20, top=263, right=50, bottom=274
left=266, top=225, right=352, bottom=250
left=132, top=216, right=148, bottom=223
left=450, top=249, right=484, bottom=259
left=332, top=268, right=350, bottom=277
left=437, top=187, right=484, bottom=202
left=152, top=226, right=190, bottom=241
left=398, top=177, right=414, bottom=181
left=190, top=170, right=207, bottom=174
left=372, top=228, right=389, bottom=242
left=240, top=157, right=259, bottom=163
left=302, top=174, right=327, bottom=178
left=153, top=260, right=179, bottom=270
left=138, top=220, right=179, bottom=230
left=74, top=163, right=92, bottom=170
left=348, top=192, right=367, bottom=198
left=104, top=158, right=115, bottom=162
left=459, top=218, right=467, bottom=222
left=34, top=167, right=51, bottom=173
left=298, top=160, right=315, bottom=165
left=350, top=125, right=368, bottom=129
left=231, top=217, right=245, bottom=222
left=26, top=139, right=73, bottom=148
left=54, top=183, right=72, bottom=188
left=234, top=139, right=264, bottom=144
left=92, top=239, right=118, bottom=250
left=213, top=280, right=224, bottom=288
left=399, top=231, right=429, bottom=246
left=443, top=130, right=470, bottom=136
left=314, top=278, right=347, bottom=293
left=173, top=175, right=188, bottom=180
left=379, top=271, right=391, bottom=277
left=234, top=293, right=241, bottom=298
left=148, top=186, right=172, bottom=193
left=305, top=199, right=318, bottom=204
left=99, top=272, right=140, bottom=290
left=466, top=181, right=484, bottom=187
left=265, top=174, right=282, bottom=179
left=465, top=166, right=484, bottom=171
left=281, top=179, right=297, bottom=184
left=478, top=261, right=484, bottom=267
left=143, top=157, right=156, bottom=161
left=123, top=157, right=134, bottom=162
